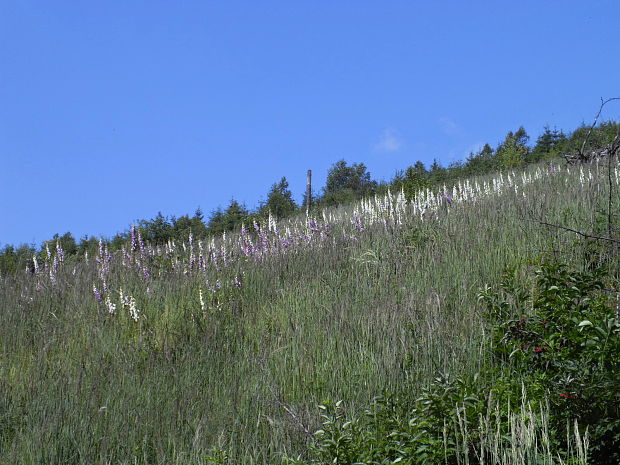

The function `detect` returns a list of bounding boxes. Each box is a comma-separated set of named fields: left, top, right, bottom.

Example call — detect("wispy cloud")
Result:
left=464, top=142, right=485, bottom=158
left=438, top=117, right=462, bottom=137
left=374, top=128, right=402, bottom=153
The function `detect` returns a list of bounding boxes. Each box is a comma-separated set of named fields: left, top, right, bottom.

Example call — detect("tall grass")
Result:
left=0, top=160, right=617, bottom=463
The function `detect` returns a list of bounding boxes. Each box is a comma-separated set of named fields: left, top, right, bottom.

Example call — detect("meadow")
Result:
left=1, top=160, right=618, bottom=464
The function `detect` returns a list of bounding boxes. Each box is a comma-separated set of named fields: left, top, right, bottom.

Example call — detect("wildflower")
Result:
left=353, top=213, right=365, bottom=232
left=131, top=225, right=138, bottom=252
left=55, top=241, right=64, bottom=263
left=199, top=288, right=206, bottom=310
left=105, top=295, right=116, bottom=314
left=534, top=346, right=545, bottom=353
left=233, top=276, right=242, bottom=288
left=137, top=229, right=145, bottom=252
left=559, top=393, right=573, bottom=399
left=93, top=285, right=102, bottom=302
left=128, top=296, right=140, bottom=321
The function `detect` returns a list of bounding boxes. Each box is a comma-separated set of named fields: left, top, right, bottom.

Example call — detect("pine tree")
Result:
left=259, top=177, right=297, bottom=219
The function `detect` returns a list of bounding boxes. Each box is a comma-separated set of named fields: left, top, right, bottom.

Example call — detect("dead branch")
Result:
left=523, top=217, right=620, bottom=244
left=256, top=355, right=314, bottom=440
left=578, top=96, right=620, bottom=161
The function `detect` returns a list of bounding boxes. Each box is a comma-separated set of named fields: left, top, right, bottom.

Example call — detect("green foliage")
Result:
left=392, top=162, right=432, bottom=200
left=1, top=116, right=619, bottom=464
left=483, top=262, right=620, bottom=464
left=310, top=258, right=618, bottom=465
left=428, top=159, right=448, bottom=184
left=51, top=232, right=77, bottom=257
left=0, top=243, right=38, bottom=275
left=497, top=127, right=530, bottom=169
left=565, top=121, right=620, bottom=154
left=465, top=143, right=497, bottom=175
left=139, top=211, right=174, bottom=244
left=531, top=126, right=567, bottom=162
left=208, top=200, right=249, bottom=234
left=321, top=160, right=377, bottom=206
left=259, top=177, right=297, bottom=219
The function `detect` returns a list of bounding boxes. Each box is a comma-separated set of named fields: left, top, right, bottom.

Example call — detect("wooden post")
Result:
left=306, top=169, right=312, bottom=215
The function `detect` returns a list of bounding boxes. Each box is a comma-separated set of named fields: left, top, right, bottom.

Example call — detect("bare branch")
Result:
left=578, top=96, right=620, bottom=160
left=256, top=356, right=314, bottom=440
left=523, top=217, right=620, bottom=244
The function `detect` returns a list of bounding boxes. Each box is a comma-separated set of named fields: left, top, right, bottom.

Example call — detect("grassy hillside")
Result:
left=1, top=160, right=618, bottom=464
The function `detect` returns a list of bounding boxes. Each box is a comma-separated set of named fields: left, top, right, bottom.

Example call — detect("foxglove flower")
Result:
left=105, top=295, right=116, bottom=314
left=131, top=225, right=138, bottom=252
left=56, top=241, right=64, bottom=263
left=93, top=284, right=102, bottom=302
left=199, top=288, right=206, bottom=310
left=128, top=296, right=140, bottom=321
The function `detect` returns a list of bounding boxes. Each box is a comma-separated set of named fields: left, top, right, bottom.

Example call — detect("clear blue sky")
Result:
left=1, top=1, right=619, bottom=247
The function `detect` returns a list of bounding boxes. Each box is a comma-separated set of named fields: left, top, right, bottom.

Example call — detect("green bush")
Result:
left=308, top=261, right=618, bottom=464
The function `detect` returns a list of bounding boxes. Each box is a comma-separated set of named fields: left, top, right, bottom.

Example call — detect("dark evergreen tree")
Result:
left=139, top=212, right=173, bottom=245
left=259, top=177, right=297, bottom=218
left=428, top=159, right=448, bottom=183
left=465, top=143, right=497, bottom=175
left=531, top=126, right=567, bottom=162
left=208, top=200, right=249, bottom=234
left=393, top=161, right=431, bottom=199
left=321, top=160, right=377, bottom=206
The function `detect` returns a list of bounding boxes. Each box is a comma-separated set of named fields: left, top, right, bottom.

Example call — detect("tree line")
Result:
left=1, top=120, right=618, bottom=275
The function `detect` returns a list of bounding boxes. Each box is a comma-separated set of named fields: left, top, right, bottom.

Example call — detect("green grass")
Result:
left=1, top=160, right=618, bottom=464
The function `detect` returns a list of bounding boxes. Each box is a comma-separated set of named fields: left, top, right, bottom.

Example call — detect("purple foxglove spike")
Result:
left=93, top=285, right=102, bottom=302
left=56, top=241, right=64, bottom=263
left=131, top=225, right=138, bottom=252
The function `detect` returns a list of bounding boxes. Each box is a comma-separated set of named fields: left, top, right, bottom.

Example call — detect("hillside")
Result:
left=1, top=159, right=619, bottom=464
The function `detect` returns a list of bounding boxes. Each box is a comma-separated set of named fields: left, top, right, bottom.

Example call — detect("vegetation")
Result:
left=3, top=121, right=618, bottom=273
left=0, top=118, right=619, bottom=464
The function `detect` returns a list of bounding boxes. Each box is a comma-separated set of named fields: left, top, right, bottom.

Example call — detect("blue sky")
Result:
left=1, top=1, right=619, bottom=247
